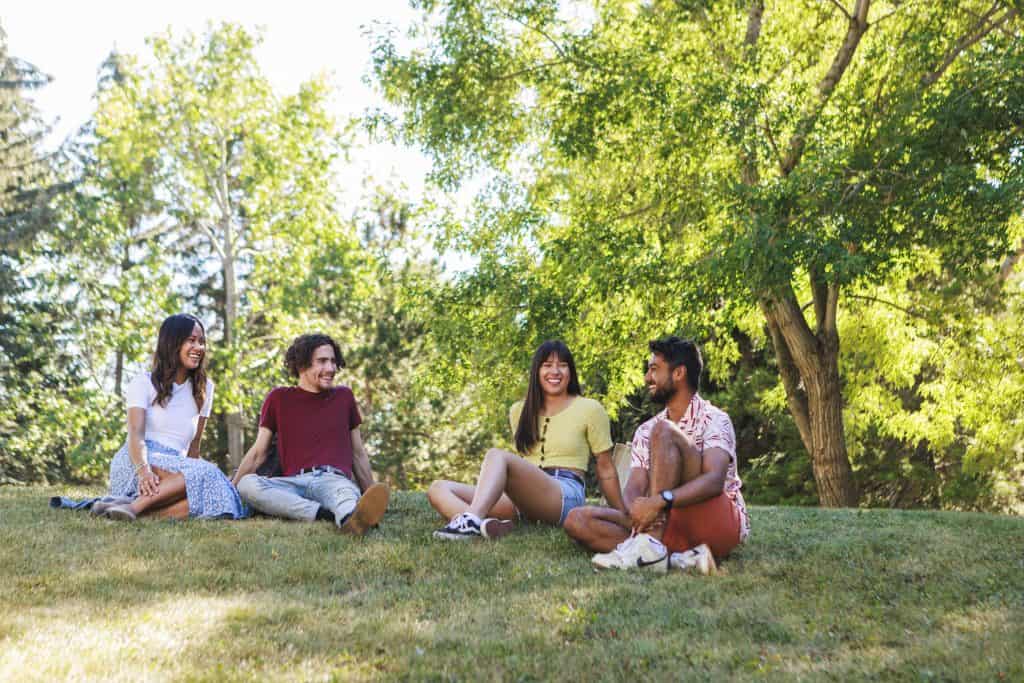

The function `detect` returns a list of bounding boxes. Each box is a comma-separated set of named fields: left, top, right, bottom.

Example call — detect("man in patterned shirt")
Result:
left=564, top=336, right=749, bottom=573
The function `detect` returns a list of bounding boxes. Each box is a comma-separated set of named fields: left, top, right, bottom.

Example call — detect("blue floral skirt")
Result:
left=109, top=439, right=248, bottom=519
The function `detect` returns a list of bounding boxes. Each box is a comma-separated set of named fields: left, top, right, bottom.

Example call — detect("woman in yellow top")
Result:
left=429, top=340, right=627, bottom=540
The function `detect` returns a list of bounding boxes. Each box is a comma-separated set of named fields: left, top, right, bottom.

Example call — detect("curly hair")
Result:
left=285, top=333, right=345, bottom=378
left=151, top=314, right=208, bottom=409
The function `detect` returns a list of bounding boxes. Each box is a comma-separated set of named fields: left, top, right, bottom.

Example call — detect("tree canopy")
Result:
left=372, top=0, right=1024, bottom=506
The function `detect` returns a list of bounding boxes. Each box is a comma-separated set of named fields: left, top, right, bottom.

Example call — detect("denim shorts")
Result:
left=551, top=470, right=586, bottom=525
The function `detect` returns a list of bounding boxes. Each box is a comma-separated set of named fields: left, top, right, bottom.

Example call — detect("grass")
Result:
left=1, top=486, right=1022, bottom=682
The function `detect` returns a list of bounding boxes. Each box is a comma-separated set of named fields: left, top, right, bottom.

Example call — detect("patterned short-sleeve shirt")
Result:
left=630, top=394, right=750, bottom=542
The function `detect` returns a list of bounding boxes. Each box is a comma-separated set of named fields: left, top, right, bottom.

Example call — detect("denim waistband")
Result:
left=542, top=467, right=585, bottom=487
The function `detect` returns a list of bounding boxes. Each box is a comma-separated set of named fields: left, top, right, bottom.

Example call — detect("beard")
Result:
left=649, top=380, right=677, bottom=404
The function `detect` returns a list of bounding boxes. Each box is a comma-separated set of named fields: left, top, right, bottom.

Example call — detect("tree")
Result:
left=0, top=24, right=122, bottom=483
left=373, top=0, right=1024, bottom=506
left=93, top=23, right=348, bottom=465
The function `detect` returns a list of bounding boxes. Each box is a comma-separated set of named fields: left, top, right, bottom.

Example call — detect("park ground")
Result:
left=1, top=486, right=1021, bottom=681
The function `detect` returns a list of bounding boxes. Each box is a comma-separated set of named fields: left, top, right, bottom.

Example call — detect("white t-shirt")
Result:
left=125, top=373, right=215, bottom=454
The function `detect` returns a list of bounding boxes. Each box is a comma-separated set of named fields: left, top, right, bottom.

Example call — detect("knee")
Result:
left=483, top=448, right=509, bottom=466
left=650, top=420, right=673, bottom=448
left=236, top=473, right=262, bottom=499
left=562, top=507, right=590, bottom=541
left=426, top=480, right=449, bottom=505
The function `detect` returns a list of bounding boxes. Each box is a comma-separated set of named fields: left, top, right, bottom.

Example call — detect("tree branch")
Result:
left=780, top=0, right=871, bottom=176
left=921, top=3, right=1019, bottom=87
left=740, top=1, right=765, bottom=185
left=765, top=285, right=821, bottom=378
left=824, top=282, right=840, bottom=337
left=999, top=238, right=1024, bottom=283
left=760, top=300, right=813, bottom=451
left=844, top=293, right=931, bottom=320
left=760, top=114, right=787, bottom=174
left=828, top=0, right=853, bottom=21
left=810, top=270, right=829, bottom=335
left=689, top=5, right=733, bottom=70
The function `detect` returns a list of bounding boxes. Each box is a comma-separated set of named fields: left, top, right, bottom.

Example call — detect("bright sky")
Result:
left=2, top=1, right=432, bottom=205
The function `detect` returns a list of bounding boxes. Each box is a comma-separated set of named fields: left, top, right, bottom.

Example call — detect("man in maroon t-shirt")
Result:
left=233, top=334, right=388, bottom=535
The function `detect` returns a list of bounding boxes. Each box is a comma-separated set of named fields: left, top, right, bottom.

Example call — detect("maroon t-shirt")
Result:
left=259, top=385, right=363, bottom=477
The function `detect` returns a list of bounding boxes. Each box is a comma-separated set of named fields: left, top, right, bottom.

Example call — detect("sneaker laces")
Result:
left=446, top=512, right=480, bottom=533
left=612, top=533, right=639, bottom=556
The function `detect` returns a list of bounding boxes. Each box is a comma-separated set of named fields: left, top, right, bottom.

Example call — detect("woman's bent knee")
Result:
left=426, top=480, right=449, bottom=504
left=483, top=448, right=509, bottom=463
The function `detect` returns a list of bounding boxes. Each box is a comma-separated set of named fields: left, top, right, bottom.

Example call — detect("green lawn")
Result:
left=1, top=486, right=1021, bottom=682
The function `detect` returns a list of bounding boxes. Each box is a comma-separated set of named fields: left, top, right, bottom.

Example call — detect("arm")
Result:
left=186, top=417, right=208, bottom=458
left=594, top=449, right=627, bottom=513
left=231, top=427, right=273, bottom=485
left=127, top=407, right=160, bottom=497
left=350, top=427, right=375, bottom=492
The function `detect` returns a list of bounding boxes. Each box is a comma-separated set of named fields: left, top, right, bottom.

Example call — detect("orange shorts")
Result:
left=663, top=492, right=742, bottom=559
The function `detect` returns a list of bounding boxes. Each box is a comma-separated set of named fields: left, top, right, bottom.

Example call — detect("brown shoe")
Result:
left=339, top=483, right=389, bottom=536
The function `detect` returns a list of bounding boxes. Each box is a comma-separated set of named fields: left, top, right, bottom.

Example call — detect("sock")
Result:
left=314, top=505, right=335, bottom=522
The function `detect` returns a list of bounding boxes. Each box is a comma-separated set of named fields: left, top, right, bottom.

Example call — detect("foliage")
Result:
left=372, top=0, right=1024, bottom=506
left=0, top=23, right=93, bottom=484
left=3, top=486, right=1023, bottom=680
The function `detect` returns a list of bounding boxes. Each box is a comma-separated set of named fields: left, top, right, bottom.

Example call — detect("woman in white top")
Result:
left=95, top=314, right=247, bottom=521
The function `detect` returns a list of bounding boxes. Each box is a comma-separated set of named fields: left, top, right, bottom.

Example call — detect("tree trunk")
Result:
left=114, top=241, right=131, bottom=397
left=761, top=287, right=859, bottom=507
left=221, top=211, right=245, bottom=468
left=802, top=342, right=858, bottom=507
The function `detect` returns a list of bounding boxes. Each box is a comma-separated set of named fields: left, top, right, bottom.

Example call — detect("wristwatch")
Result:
left=660, top=489, right=675, bottom=510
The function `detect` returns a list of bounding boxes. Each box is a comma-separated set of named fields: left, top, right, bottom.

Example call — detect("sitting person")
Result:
left=232, top=334, right=388, bottom=535
left=96, top=314, right=248, bottom=521
left=429, top=340, right=625, bottom=540
left=564, top=336, right=750, bottom=573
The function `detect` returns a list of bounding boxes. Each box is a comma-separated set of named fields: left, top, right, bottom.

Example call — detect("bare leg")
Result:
left=467, top=449, right=564, bottom=524
left=646, top=420, right=702, bottom=541
left=427, top=479, right=516, bottom=521
left=129, top=467, right=187, bottom=515
left=563, top=506, right=631, bottom=552
left=148, top=498, right=189, bottom=520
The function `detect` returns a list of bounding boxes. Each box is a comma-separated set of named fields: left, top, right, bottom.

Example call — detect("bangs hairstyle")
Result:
left=151, top=314, right=207, bottom=410
left=649, top=336, right=702, bottom=393
left=285, top=333, right=345, bottom=378
left=514, top=340, right=581, bottom=454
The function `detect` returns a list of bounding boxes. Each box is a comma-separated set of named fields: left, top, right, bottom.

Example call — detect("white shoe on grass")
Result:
left=591, top=533, right=668, bottom=572
left=668, top=543, right=717, bottom=575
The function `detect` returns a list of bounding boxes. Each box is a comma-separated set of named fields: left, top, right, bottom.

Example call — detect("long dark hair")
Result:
left=150, top=314, right=208, bottom=410
left=514, top=340, right=581, bottom=454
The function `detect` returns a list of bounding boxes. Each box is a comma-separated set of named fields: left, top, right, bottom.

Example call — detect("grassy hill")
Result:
left=1, top=486, right=1021, bottom=681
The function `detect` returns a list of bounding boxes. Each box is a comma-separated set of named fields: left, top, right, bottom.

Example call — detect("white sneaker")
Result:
left=591, top=533, right=668, bottom=572
left=433, top=512, right=483, bottom=540
left=668, top=543, right=717, bottom=575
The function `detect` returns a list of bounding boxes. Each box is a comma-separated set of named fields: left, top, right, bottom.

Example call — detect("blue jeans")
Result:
left=237, top=469, right=361, bottom=525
